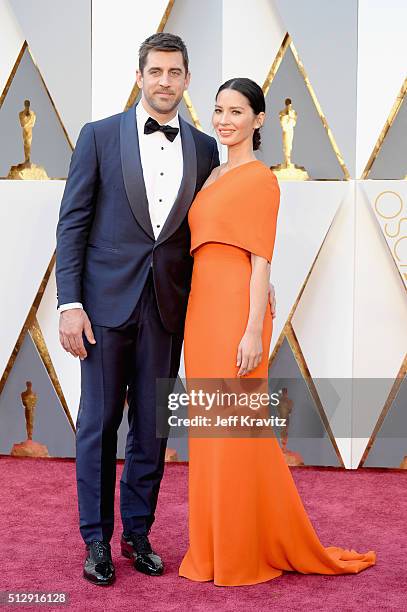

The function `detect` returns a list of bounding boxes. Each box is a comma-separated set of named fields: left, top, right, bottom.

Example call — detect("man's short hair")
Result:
left=139, top=32, right=189, bottom=74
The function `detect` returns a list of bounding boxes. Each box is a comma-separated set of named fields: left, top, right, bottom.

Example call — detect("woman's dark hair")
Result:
left=139, top=32, right=189, bottom=74
left=215, top=78, right=265, bottom=150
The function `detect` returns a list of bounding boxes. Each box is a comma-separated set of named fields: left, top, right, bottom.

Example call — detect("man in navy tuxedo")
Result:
left=56, top=32, right=276, bottom=586
left=56, top=33, right=221, bottom=585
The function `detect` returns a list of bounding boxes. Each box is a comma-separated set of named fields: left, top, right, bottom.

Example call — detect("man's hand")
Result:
left=59, top=308, right=96, bottom=359
left=269, top=282, right=276, bottom=319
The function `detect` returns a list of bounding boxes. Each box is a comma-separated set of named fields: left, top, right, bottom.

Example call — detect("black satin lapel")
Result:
left=120, top=104, right=155, bottom=240
left=155, top=116, right=197, bottom=245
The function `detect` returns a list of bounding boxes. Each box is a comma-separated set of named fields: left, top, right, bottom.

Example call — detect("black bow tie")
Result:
left=144, top=116, right=179, bottom=142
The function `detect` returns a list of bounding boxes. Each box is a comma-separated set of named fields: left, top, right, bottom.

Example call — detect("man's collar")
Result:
left=136, top=98, right=180, bottom=128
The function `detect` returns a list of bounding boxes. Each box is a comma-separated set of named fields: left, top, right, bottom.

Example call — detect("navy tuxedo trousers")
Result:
left=75, top=270, right=183, bottom=543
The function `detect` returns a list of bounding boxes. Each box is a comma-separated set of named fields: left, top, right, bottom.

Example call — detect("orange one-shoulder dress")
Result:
left=178, top=160, right=376, bottom=586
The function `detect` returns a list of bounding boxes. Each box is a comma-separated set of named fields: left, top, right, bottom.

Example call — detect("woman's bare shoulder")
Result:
left=202, top=163, right=226, bottom=189
left=211, top=163, right=227, bottom=179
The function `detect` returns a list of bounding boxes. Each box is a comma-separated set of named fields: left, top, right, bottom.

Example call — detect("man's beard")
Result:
left=147, top=92, right=183, bottom=116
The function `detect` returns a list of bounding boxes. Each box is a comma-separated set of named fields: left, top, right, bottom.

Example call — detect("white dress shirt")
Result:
left=136, top=100, right=183, bottom=239
left=59, top=99, right=184, bottom=313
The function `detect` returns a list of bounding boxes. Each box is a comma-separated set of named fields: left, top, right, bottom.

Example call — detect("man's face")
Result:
left=136, top=50, right=190, bottom=116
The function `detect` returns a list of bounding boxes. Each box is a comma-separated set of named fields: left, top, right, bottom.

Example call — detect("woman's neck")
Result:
left=226, top=141, right=256, bottom=169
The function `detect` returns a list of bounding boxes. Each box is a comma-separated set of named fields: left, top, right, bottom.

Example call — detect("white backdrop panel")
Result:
left=272, top=181, right=347, bottom=356
left=0, top=181, right=64, bottom=379
left=92, top=0, right=169, bottom=119
left=291, top=182, right=354, bottom=377
left=355, top=182, right=407, bottom=378
left=222, top=0, right=285, bottom=87
left=290, top=182, right=355, bottom=466
left=356, top=0, right=407, bottom=177
left=351, top=182, right=407, bottom=467
left=0, top=0, right=24, bottom=96
left=362, top=182, right=407, bottom=289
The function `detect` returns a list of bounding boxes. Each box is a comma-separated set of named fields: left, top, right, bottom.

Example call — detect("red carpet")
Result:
left=1, top=456, right=405, bottom=611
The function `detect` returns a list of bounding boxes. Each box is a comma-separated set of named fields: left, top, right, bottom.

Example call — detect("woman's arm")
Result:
left=236, top=254, right=270, bottom=376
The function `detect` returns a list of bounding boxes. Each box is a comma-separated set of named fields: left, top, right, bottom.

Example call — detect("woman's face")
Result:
left=213, top=88, right=264, bottom=148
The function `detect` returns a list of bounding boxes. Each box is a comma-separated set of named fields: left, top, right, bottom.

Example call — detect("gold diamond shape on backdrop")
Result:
left=0, top=256, right=74, bottom=433
left=0, top=40, right=74, bottom=160
left=361, top=77, right=407, bottom=179
left=262, top=33, right=350, bottom=180
left=269, top=324, right=345, bottom=467
left=358, top=354, right=407, bottom=467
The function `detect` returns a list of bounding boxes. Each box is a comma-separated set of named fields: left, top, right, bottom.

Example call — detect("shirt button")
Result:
left=160, top=172, right=164, bottom=176
left=161, top=147, right=164, bottom=150
left=159, top=199, right=163, bottom=202
left=156, top=224, right=160, bottom=228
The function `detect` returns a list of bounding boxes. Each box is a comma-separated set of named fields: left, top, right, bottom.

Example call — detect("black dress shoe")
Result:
left=121, top=532, right=164, bottom=576
left=83, top=540, right=115, bottom=586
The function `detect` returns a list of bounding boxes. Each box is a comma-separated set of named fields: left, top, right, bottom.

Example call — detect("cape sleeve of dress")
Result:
left=234, top=168, right=280, bottom=263
left=190, top=165, right=280, bottom=264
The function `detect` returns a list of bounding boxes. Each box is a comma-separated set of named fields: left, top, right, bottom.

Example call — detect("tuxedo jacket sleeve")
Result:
left=56, top=122, right=99, bottom=307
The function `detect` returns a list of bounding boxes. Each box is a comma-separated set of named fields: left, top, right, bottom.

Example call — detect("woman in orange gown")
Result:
left=178, top=78, right=376, bottom=586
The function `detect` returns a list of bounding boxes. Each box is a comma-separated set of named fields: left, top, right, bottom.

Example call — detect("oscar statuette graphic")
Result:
left=276, top=387, right=304, bottom=466
left=271, top=98, right=309, bottom=180
left=10, top=381, right=50, bottom=457
left=7, top=99, right=49, bottom=180
left=399, top=456, right=407, bottom=469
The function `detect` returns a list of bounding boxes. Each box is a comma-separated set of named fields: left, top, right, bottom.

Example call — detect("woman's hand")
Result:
left=236, top=329, right=263, bottom=376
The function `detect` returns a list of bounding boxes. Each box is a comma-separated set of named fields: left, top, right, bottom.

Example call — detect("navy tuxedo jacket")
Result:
left=56, top=104, right=219, bottom=333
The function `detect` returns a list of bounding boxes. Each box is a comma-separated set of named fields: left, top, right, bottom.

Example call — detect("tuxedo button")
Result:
left=160, top=172, right=164, bottom=176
